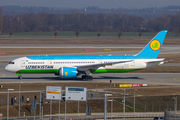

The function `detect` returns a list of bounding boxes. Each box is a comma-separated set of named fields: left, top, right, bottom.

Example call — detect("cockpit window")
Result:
left=9, top=62, right=15, bottom=64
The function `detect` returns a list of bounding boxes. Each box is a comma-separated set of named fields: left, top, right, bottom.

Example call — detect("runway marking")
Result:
left=174, top=77, right=180, bottom=82
left=0, top=74, right=5, bottom=76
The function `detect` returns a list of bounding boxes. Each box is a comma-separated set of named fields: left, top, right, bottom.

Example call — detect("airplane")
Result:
left=5, top=30, right=168, bottom=80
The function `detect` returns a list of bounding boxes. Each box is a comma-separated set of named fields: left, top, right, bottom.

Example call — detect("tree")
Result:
left=178, top=27, right=180, bottom=37
left=139, top=32, right=142, bottom=39
left=9, top=31, right=13, bottom=38
left=0, top=7, right=3, bottom=35
left=118, top=31, right=122, bottom=39
left=97, top=32, right=101, bottom=39
left=34, top=29, right=39, bottom=35
left=54, top=31, right=58, bottom=38
left=75, top=29, right=80, bottom=39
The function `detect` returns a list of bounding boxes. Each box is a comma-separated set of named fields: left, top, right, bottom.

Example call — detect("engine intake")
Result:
left=59, top=67, right=77, bottom=78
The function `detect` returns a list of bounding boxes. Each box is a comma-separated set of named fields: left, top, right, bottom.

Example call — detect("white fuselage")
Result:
left=5, top=56, right=163, bottom=73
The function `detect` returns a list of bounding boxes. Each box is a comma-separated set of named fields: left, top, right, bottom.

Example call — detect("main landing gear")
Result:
left=82, top=75, right=93, bottom=81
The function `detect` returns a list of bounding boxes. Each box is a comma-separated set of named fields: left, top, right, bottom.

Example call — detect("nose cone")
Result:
left=4, top=65, right=10, bottom=71
left=4, top=65, right=14, bottom=72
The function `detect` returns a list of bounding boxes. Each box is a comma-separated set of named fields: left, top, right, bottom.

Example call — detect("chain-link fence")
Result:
left=164, top=110, right=180, bottom=120
left=1, top=90, right=179, bottom=119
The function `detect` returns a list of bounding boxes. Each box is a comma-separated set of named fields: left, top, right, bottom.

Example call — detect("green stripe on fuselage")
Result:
left=16, top=68, right=141, bottom=75
left=90, top=69, right=141, bottom=73
left=16, top=69, right=59, bottom=74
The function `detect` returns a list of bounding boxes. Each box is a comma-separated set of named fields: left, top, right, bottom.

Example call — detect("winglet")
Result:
left=135, top=30, right=168, bottom=58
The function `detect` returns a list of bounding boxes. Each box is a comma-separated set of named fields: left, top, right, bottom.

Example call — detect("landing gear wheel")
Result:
left=88, top=76, right=93, bottom=80
left=18, top=76, right=22, bottom=79
left=82, top=75, right=93, bottom=81
left=84, top=75, right=88, bottom=80
left=82, top=75, right=86, bottom=79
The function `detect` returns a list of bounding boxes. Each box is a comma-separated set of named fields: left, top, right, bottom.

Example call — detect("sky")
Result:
left=0, top=0, right=180, bottom=9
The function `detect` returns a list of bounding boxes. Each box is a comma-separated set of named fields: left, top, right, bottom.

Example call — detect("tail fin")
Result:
left=135, top=30, right=168, bottom=58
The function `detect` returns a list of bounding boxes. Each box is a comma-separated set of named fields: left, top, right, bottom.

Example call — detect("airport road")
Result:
left=1, top=72, right=180, bottom=85
left=0, top=62, right=180, bottom=85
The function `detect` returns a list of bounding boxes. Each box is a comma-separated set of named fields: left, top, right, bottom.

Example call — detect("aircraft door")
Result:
left=21, top=60, right=26, bottom=67
left=130, top=61, right=135, bottom=66
left=124, top=64, right=129, bottom=69
left=48, top=61, right=52, bottom=65
left=98, top=59, right=103, bottom=64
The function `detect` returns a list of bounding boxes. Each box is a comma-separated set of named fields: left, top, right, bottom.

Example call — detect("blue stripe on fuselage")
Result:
left=27, top=55, right=139, bottom=60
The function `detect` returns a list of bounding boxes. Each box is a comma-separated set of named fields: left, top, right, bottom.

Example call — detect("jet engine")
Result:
left=59, top=67, right=77, bottom=78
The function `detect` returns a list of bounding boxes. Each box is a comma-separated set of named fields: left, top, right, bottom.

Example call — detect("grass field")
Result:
left=1, top=31, right=179, bottom=37
left=0, top=31, right=162, bottom=36
left=0, top=31, right=180, bottom=46
left=0, top=31, right=180, bottom=41
left=0, top=37, right=180, bottom=45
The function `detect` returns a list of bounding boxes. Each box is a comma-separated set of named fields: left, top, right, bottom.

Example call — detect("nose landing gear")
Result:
left=18, top=76, right=22, bottom=79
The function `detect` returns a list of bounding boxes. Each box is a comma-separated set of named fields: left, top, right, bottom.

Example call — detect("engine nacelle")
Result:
left=59, top=67, right=77, bottom=78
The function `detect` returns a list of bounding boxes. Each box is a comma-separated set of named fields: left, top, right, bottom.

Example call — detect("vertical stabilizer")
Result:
left=135, top=30, right=168, bottom=58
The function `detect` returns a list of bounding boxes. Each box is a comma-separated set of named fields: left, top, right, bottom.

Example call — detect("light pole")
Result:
left=65, top=96, right=66, bottom=120
left=122, top=89, right=126, bottom=120
left=108, top=100, right=113, bottom=120
left=42, top=92, right=44, bottom=120
left=104, top=94, right=112, bottom=120
left=159, top=103, right=161, bottom=112
left=19, top=82, right=23, bottom=117
left=173, top=94, right=178, bottom=120
left=50, top=95, right=52, bottom=120
left=78, top=101, right=79, bottom=114
left=62, top=96, right=66, bottom=120
left=7, top=89, right=14, bottom=120
left=0, top=96, right=3, bottom=106
left=40, top=91, right=41, bottom=119
left=134, top=89, right=137, bottom=113
left=58, top=92, right=60, bottom=120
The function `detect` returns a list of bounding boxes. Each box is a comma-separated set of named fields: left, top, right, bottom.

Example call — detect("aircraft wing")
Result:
left=77, top=60, right=133, bottom=71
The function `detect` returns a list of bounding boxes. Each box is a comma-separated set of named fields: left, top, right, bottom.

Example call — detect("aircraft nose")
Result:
left=4, top=64, right=16, bottom=72
left=4, top=65, right=10, bottom=71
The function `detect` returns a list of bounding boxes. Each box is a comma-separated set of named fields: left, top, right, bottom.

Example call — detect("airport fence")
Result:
left=0, top=90, right=179, bottom=119
left=164, top=110, right=180, bottom=120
